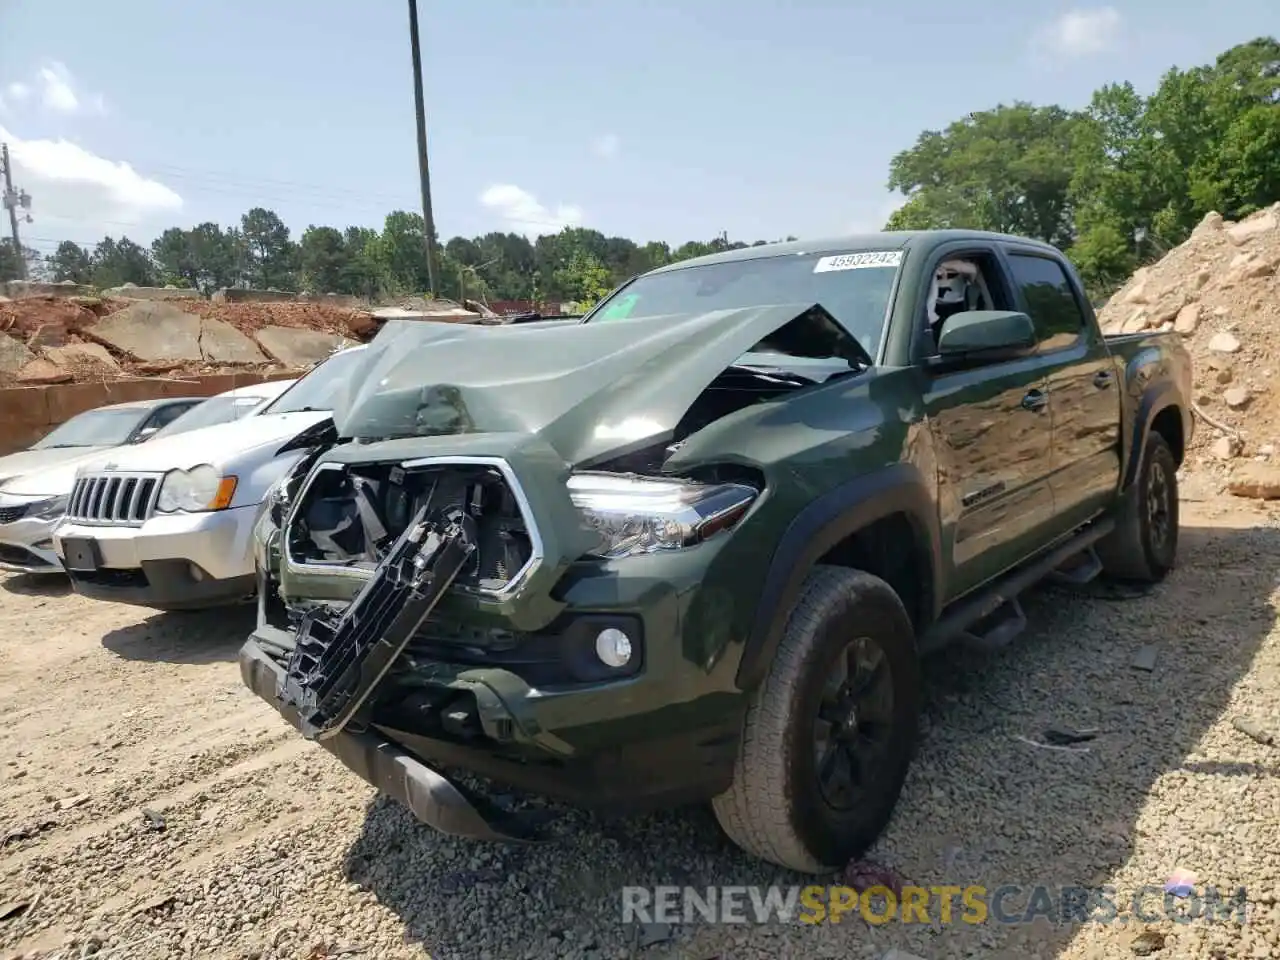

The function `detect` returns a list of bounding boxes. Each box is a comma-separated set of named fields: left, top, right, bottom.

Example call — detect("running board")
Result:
left=1049, top=546, right=1103, bottom=586
left=919, top=519, right=1115, bottom=655
left=960, top=597, right=1027, bottom=651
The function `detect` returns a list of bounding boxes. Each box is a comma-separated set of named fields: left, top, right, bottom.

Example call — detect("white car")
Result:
left=51, top=346, right=367, bottom=609
left=0, top=381, right=296, bottom=575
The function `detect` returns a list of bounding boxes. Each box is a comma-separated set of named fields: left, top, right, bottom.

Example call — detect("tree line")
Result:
left=8, top=212, right=795, bottom=307
left=887, top=36, right=1279, bottom=295
left=3, top=37, right=1276, bottom=303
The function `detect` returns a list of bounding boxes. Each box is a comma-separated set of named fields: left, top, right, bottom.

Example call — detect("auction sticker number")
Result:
left=813, top=251, right=903, bottom=273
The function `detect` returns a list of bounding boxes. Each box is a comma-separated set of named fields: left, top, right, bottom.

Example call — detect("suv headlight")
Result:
left=31, top=494, right=69, bottom=520
left=567, top=472, right=759, bottom=560
left=155, top=464, right=238, bottom=513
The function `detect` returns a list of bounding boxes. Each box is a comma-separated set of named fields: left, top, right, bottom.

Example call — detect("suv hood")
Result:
left=84, top=411, right=331, bottom=473
left=333, top=304, right=870, bottom=466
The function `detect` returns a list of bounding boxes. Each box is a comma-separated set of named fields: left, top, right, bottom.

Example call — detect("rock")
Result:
left=1214, top=367, right=1233, bottom=384
left=1241, top=255, right=1279, bottom=280
left=15, top=357, right=72, bottom=384
left=87, top=302, right=266, bottom=364
left=1149, top=294, right=1189, bottom=326
left=1174, top=303, right=1201, bottom=335
left=43, top=342, right=121, bottom=374
left=1228, top=463, right=1280, bottom=499
left=1224, top=387, right=1251, bottom=409
left=1131, top=646, right=1158, bottom=671
left=27, top=323, right=67, bottom=349
left=1120, top=269, right=1151, bottom=304
left=1226, top=211, right=1278, bottom=245
left=1120, top=309, right=1149, bottom=333
left=1208, top=332, right=1241, bottom=354
left=1195, top=211, right=1224, bottom=234
left=253, top=326, right=349, bottom=367
left=1261, top=443, right=1276, bottom=457
left=0, top=335, right=35, bottom=375
left=1211, top=435, right=1241, bottom=460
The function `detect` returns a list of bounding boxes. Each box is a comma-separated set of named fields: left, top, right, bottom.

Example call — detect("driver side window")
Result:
left=917, top=251, right=1012, bottom=359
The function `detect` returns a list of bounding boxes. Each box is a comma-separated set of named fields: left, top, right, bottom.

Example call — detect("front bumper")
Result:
left=240, top=630, right=545, bottom=843
left=0, top=514, right=61, bottom=574
left=53, top=505, right=260, bottom=609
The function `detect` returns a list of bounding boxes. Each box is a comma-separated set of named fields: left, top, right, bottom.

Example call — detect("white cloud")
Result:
left=0, top=61, right=105, bottom=116
left=1032, top=7, right=1123, bottom=60
left=479, top=184, right=583, bottom=236
left=591, top=133, right=620, bottom=159
left=0, top=125, right=182, bottom=231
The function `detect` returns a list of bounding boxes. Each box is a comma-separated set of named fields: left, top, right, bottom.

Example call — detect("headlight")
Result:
left=567, top=472, right=759, bottom=560
left=31, top=494, right=69, bottom=520
left=155, top=464, right=238, bottom=513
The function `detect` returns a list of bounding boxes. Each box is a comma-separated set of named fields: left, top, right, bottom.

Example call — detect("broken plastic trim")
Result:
left=277, top=506, right=475, bottom=741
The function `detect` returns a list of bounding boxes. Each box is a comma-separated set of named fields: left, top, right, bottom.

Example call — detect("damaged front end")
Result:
left=243, top=300, right=877, bottom=836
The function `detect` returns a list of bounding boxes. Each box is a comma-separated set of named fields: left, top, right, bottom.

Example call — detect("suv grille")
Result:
left=67, top=473, right=163, bottom=526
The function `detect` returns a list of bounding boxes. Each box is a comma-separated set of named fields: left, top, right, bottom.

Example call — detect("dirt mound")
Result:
left=1098, top=204, right=1280, bottom=479
left=0, top=296, right=380, bottom=387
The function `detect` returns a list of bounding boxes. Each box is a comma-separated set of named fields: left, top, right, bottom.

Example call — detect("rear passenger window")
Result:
left=1007, top=254, right=1087, bottom=353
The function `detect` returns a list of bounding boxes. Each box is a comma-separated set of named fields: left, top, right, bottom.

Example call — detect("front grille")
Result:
left=0, top=504, right=28, bottom=524
left=67, top=473, right=163, bottom=526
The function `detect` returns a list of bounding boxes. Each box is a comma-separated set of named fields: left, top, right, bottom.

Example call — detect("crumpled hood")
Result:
left=80, top=411, right=331, bottom=473
left=333, top=304, right=862, bottom=465
left=0, top=446, right=113, bottom=487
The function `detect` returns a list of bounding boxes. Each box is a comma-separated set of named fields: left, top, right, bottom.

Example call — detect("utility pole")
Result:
left=1, top=143, right=32, bottom=281
left=407, top=0, right=438, bottom=296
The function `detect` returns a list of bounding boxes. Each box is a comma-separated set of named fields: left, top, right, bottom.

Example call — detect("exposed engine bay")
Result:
left=286, top=461, right=533, bottom=592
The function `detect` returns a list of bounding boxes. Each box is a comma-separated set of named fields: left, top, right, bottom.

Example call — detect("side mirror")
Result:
left=133, top=426, right=159, bottom=443
left=936, top=310, right=1036, bottom=357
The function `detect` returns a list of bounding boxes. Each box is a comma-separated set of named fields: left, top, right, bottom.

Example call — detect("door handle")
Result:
left=1021, top=390, right=1048, bottom=413
left=1093, top=370, right=1113, bottom=389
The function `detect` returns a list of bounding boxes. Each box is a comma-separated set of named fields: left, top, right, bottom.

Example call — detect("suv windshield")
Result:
left=32, top=407, right=146, bottom=449
left=259, top=349, right=364, bottom=415
left=151, top=392, right=270, bottom=439
left=584, top=249, right=901, bottom=361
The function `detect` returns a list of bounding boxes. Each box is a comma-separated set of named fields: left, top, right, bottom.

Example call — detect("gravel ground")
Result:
left=2, top=496, right=1280, bottom=960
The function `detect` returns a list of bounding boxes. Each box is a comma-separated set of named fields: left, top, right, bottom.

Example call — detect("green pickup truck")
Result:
left=241, top=230, right=1192, bottom=873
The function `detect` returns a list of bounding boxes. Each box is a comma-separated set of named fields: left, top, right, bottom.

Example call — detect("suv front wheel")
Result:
left=712, top=566, right=921, bottom=873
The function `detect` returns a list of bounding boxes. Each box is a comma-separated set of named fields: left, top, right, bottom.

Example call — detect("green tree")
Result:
left=48, top=241, right=93, bottom=284
left=298, top=226, right=350, bottom=293
left=90, top=237, right=156, bottom=288
left=885, top=102, right=1079, bottom=247
left=240, top=207, right=297, bottom=289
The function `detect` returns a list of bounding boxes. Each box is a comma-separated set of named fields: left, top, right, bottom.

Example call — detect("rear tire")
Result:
left=1096, top=431, right=1178, bottom=582
left=712, top=566, right=920, bottom=873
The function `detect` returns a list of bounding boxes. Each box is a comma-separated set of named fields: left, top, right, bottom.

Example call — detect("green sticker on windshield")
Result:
left=598, top=293, right=639, bottom=320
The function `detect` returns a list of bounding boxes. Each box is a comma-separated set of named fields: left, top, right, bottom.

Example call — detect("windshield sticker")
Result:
left=598, top=293, right=639, bottom=320
left=813, top=251, right=903, bottom=273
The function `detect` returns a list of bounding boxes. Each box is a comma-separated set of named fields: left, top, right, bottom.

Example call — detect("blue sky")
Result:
left=0, top=0, right=1273, bottom=259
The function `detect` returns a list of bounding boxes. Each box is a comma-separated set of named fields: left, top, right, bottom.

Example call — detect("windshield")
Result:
left=259, top=349, right=365, bottom=415
left=585, top=249, right=901, bottom=362
left=151, top=393, right=269, bottom=439
left=31, top=407, right=147, bottom=449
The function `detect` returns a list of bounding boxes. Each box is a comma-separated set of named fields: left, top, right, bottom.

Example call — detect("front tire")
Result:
left=1096, top=431, right=1179, bottom=582
left=712, top=566, right=921, bottom=873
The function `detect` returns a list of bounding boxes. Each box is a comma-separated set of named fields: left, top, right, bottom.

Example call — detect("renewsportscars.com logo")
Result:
left=620, top=884, right=1251, bottom=926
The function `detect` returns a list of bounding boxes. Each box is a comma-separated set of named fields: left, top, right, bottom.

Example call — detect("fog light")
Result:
left=189, top=563, right=204, bottom=582
left=595, top=627, right=633, bottom=668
